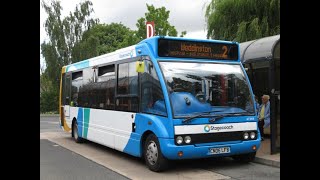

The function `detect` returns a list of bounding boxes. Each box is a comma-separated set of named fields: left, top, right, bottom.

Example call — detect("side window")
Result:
left=116, top=97, right=139, bottom=112
left=140, top=60, right=167, bottom=116
left=61, top=73, right=66, bottom=105
left=71, top=71, right=83, bottom=107
left=97, top=64, right=115, bottom=110
left=116, top=61, right=139, bottom=112
left=117, top=62, right=138, bottom=95
left=65, top=74, right=71, bottom=105
left=78, top=68, right=96, bottom=108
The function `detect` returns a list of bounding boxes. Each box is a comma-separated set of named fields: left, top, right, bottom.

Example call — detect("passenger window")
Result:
left=118, top=62, right=138, bottom=95
left=116, top=62, right=139, bottom=112
left=71, top=71, right=83, bottom=107
left=97, top=65, right=116, bottom=110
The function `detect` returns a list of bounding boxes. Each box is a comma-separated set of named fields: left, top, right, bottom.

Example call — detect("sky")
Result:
left=40, top=0, right=211, bottom=68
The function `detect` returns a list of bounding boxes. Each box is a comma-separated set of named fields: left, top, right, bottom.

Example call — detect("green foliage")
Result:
left=247, top=18, right=262, bottom=40
left=41, top=0, right=98, bottom=87
left=40, top=72, right=59, bottom=113
left=40, top=86, right=59, bottom=113
left=180, top=31, right=187, bottom=37
left=135, top=4, right=186, bottom=40
left=73, top=23, right=139, bottom=61
left=41, top=0, right=98, bottom=113
left=205, top=0, right=280, bottom=42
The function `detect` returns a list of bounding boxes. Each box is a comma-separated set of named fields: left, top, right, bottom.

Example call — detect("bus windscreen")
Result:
left=158, top=39, right=238, bottom=60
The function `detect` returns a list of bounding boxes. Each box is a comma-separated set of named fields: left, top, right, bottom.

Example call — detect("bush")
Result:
left=40, top=89, right=59, bottom=113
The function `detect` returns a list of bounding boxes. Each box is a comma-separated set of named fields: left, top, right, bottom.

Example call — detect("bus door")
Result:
left=63, top=74, right=71, bottom=120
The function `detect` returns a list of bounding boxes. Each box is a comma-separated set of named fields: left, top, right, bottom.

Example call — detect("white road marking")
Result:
left=46, top=122, right=59, bottom=124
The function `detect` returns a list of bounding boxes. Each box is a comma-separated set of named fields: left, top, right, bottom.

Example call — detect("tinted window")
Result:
left=118, top=62, right=138, bottom=95
left=78, top=68, right=96, bottom=108
left=98, top=65, right=115, bottom=76
left=61, top=73, right=66, bottom=105
left=116, top=61, right=139, bottom=112
left=116, top=97, right=139, bottom=112
left=72, top=71, right=83, bottom=80
left=65, top=74, right=71, bottom=105
left=140, top=60, right=167, bottom=116
left=71, top=71, right=83, bottom=107
left=97, top=65, right=116, bottom=110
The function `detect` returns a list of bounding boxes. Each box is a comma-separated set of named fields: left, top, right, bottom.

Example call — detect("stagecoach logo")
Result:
left=203, top=124, right=234, bottom=132
left=204, top=125, right=210, bottom=132
left=119, top=50, right=134, bottom=59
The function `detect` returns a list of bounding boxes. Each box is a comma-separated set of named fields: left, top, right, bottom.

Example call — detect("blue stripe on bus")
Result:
left=77, top=108, right=83, bottom=137
left=66, top=60, right=89, bottom=72
left=123, top=133, right=141, bottom=157
left=83, top=108, right=90, bottom=138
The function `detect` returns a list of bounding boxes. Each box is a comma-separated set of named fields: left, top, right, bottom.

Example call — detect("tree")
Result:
left=41, top=0, right=98, bottom=88
left=205, top=0, right=280, bottom=42
left=40, top=0, right=98, bottom=112
left=135, top=4, right=187, bottom=41
left=72, top=23, right=139, bottom=61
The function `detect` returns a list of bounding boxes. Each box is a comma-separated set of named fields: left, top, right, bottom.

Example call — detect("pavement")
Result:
left=41, top=114, right=280, bottom=168
left=255, top=138, right=280, bottom=168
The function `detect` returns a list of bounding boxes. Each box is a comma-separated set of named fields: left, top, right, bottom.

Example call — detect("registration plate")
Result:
left=209, top=147, right=230, bottom=154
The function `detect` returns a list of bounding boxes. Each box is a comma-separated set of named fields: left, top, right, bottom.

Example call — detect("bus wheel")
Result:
left=72, top=121, right=83, bottom=143
left=144, top=134, right=169, bottom=172
left=232, top=152, right=256, bottom=163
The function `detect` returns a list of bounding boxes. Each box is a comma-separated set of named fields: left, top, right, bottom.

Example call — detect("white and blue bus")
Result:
left=59, top=36, right=261, bottom=172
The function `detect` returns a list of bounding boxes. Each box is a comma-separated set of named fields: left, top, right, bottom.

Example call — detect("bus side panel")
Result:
left=84, top=109, right=135, bottom=151
left=69, top=106, right=79, bottom=125
left=122, top=132, right=141, bottom=157
left=123, top=114, right=171, bottom=157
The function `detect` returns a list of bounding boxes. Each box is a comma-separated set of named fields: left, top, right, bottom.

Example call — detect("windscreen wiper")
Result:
left=208, top=111, right=255, bottom=123
left=224, top=111, right=255, bottom=116
left=208, top=114, right=226, bottom=123
left=182, top=110, right=223, bottom=123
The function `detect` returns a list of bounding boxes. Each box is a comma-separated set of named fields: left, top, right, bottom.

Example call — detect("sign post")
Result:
left=146, top=21, right=155, bottom=38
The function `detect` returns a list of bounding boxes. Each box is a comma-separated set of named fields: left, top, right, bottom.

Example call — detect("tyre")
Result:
left=72, top=121, right=84, bottom=143
left=144, top=134, right=169, bottom=172
left=232, top=152, right=256, bottom=163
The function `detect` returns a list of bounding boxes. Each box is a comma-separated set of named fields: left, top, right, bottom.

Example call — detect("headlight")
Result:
left=250, top=132, right=256, bottom=139
left=184, top=136, right=191, bottom=144
left=176, top=136, right=183, bottom=144
left=243, top=132, right=249, bottom=140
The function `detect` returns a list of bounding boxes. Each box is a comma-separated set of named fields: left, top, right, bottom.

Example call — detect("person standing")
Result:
left=258, top=95, right=270, bottom=141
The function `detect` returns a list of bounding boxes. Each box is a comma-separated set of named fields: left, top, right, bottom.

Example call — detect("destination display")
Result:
left=158, top=39, right=238, bottom=60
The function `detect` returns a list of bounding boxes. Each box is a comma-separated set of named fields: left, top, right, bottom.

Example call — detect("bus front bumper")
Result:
left=158, top=138, right=261, bottom=160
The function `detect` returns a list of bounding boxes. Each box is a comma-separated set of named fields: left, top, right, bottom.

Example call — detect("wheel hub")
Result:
left=146, top=141, right=158, bottom=165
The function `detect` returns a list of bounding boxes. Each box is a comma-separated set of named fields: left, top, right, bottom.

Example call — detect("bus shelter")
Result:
left=240, top=35, right=280, bottom=154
